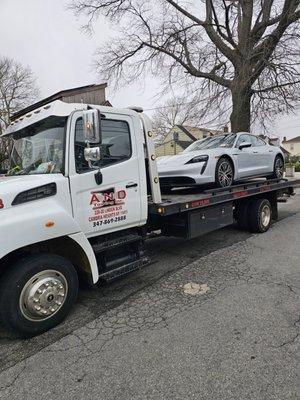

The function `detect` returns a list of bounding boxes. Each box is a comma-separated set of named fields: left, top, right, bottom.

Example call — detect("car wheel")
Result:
left=270, top=155, right=284, bottom=179
left=248, top=198, right=272, bottom=233
left=215, top=157, right=234, bottom=188
left=0, top=253, right=78, bottom=337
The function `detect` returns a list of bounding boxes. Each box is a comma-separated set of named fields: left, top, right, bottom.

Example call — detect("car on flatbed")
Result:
left=157, top=133, right=284, bottom=190
left=0, top=99, right=298, bottom=337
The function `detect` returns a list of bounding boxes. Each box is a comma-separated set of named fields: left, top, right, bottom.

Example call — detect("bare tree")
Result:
left=71, top=0, right=300, bottom=133
left=151, top=96, right=200, bottom=138
left=0, top=57, right=39, bottom=170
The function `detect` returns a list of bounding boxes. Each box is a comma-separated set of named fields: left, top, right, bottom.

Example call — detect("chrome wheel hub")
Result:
left=19, top=270, right=68, bottom=321
left=218, top=162, right=233, bottom=187
left=261, top=205, right=271, bottom=228
left=275, top=158, right=284, bottom=178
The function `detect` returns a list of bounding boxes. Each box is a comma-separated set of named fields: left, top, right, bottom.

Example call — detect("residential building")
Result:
left=155, top=125, right=221, bottom=157
left=12, top=83, right=111, bottom=120
left=281, top=136, right=300, bottom=156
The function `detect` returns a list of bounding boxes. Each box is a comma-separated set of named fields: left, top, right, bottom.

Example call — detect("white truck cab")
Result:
left=0, top=100, right=160, bottom=336
left=0, top=98, right=298, bottom=337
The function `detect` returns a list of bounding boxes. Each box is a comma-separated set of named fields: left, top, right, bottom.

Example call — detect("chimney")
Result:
left=283, top=136, right=287, bottom=142
left=223, top=126, right=229, bottom=133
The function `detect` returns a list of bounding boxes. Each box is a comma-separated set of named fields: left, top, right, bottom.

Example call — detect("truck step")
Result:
left=98, top=257, right=150, bottom=282
left=91, top=234, right=142, bottom=253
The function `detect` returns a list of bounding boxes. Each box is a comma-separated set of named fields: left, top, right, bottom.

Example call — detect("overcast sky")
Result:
left=1, top=0, right=299, bottom=139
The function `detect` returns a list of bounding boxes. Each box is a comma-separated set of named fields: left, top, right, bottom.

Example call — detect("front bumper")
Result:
left=158, top=162, right=214, bottom=185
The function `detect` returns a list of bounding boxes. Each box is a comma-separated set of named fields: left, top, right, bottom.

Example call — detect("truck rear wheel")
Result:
left=0, top=254, right=78, bottom=337
left=248, top=198, right=272, bottom=233
left=235, top=200, right=252, bottom=230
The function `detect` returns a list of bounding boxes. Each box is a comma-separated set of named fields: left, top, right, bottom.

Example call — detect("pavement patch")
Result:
left=182, top=282, right=210, bottom=295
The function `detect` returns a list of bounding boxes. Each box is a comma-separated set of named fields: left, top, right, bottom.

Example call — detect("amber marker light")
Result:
left=45, top=221, right=55, bottom=228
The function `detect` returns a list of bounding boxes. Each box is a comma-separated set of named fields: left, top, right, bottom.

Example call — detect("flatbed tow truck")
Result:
left=0, top=99, right=299, bottom=336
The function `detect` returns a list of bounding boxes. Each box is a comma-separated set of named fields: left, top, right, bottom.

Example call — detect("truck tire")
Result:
left=248, top=198, right=272, bottom=233
left=235, top=200, right=252, bottom=231
left=0, top=253, right=78, bottom=337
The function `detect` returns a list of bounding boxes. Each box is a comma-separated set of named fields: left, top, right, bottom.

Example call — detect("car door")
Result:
left=250, top=135, right=272, bottom=174
left=234, top=134, right=255, bottom=178
left=68, top=110, right=142, bottom=238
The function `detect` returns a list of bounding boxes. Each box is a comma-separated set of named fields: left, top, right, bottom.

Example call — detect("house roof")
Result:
left=176, top=125, right=219, bottom=141
left=156, top=139, right=191, bottom=149
left=176, top=125, right=197, bottom=141
left=12, top=83, right=108, bottom=120
left=282, top=136, right=300, bottom=143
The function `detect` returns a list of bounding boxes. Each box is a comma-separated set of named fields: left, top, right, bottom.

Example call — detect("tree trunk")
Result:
left=230, top=88, right=252, bottom=133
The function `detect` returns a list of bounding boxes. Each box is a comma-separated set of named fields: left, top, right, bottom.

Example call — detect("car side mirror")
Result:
left=83, top=109, right=102, bottom=144
left=239, top=142, right=252, bottom=150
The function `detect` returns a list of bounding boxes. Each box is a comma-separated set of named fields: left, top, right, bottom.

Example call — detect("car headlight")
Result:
left=185, top=155, right=209, bottom=164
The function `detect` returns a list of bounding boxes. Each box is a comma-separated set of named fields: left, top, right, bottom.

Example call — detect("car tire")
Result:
left=270, top=155, right=284, bottom=180
left=248, top=198, right=272, bottom=233
left=0, top=253, right=78, bottom=337
left=215, top=157, right=234, bottom=188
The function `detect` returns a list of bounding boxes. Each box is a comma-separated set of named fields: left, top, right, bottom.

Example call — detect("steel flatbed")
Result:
left=149, top=178, right=300, bottom=216
left=147, top=178, right=300, bottom=239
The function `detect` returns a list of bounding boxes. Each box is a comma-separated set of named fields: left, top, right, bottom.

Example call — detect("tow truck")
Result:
left=0, top=99, right=299, bottom=336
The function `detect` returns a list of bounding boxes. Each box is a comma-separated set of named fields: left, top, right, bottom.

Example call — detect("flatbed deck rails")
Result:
left=149, top=178, right=300, bottom=216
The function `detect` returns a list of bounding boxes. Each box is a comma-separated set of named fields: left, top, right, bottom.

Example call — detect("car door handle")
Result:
left=126, top=182, right=138, bottom=188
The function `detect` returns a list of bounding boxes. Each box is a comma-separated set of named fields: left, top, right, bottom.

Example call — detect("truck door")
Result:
left=68, top=111, right=142, bottom=238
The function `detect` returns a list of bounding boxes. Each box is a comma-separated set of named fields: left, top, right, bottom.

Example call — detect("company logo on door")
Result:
left=90, top=188, right=126, bottom=208
left=88, top=188, right=128, bottom=227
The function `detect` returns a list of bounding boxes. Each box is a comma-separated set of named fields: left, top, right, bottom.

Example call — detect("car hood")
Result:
left=0, top=174, right=64, bottom=211
left=157, top=148, right=224, bottom=166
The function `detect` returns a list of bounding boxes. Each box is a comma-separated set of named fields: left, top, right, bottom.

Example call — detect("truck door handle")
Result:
left=126, top=182, right=138, bottom=188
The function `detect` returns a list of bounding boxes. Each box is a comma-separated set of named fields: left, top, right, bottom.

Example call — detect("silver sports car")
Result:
left=157, top=132, right=284, bottom=189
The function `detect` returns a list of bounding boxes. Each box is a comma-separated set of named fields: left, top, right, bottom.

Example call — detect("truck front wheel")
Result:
left=0, top=254, right=78, bottom=337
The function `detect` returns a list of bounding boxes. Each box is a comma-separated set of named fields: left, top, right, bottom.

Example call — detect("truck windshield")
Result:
left=183, top=134, right=237, bottom=152
left=6, top=116, right=66, bottom=176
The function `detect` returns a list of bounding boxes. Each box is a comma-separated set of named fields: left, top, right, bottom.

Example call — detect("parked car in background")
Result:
left=157, top=132, right=284, bottom=190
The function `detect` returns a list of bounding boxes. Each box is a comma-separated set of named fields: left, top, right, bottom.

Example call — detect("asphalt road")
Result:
left=0, top=193, right=299, bottom=399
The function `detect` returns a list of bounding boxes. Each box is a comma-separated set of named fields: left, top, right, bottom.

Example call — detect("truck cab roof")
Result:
left=3, top=100, right=141, bottom=136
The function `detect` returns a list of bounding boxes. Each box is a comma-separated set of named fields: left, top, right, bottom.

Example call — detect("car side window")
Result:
left=257, top=137, right=266, bottom=146
left=75, top=117, right=132, bottom=173
left=236, top=134, right=251, bottom=147
left=249, top=135, right=259, bottom=147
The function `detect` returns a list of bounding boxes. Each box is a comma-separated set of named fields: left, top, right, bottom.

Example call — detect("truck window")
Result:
left=7, top=116, right=66, bottom=176
left=75, top=117, right=132, bottom=173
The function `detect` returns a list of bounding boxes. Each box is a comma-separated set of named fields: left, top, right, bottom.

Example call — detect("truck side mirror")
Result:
left=84, top=147, right=101, bottom=162
left=83, top=109, right=102, bottom=144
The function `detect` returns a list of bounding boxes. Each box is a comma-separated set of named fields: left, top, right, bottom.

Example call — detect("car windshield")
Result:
left=6, top=116, right=66, bottom=176
left=183, top=134, right=237, bottom=152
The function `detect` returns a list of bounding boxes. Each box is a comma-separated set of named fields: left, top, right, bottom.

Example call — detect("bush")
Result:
left=295, top=162, right=300, bottom=172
